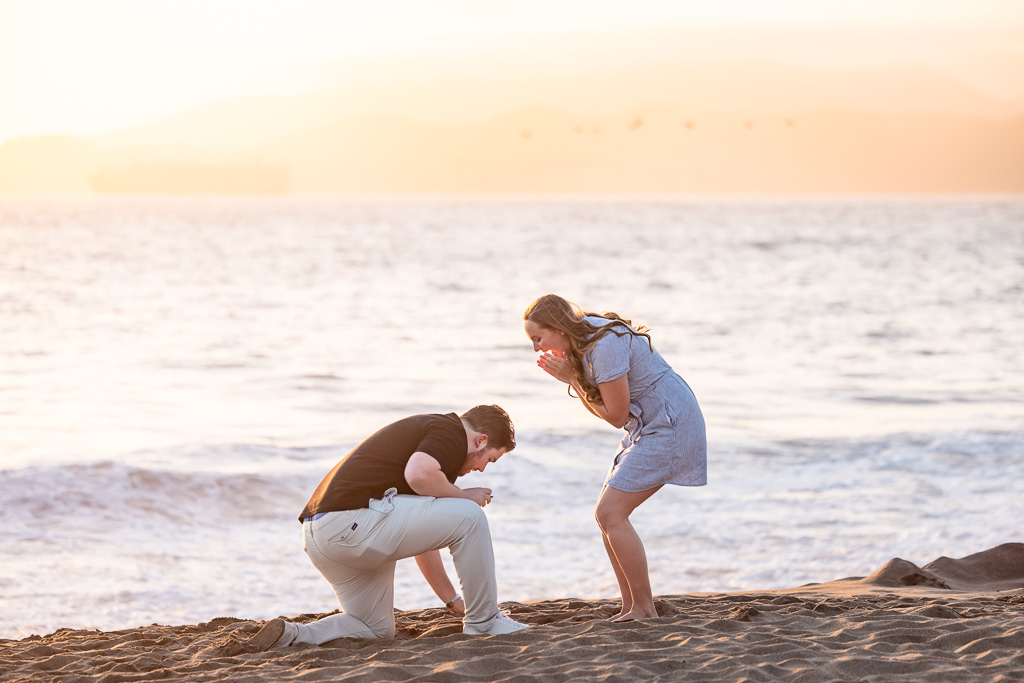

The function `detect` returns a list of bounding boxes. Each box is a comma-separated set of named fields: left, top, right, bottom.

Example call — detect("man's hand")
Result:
left=448, top=597, right=466, bottom=616
left=415, top=550, right=466, bottom=616
left=462, top=487, right=493, bottom=508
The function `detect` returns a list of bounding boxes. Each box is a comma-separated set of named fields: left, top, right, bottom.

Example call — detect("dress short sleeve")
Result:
left=587, top=330, right=633, bottom=384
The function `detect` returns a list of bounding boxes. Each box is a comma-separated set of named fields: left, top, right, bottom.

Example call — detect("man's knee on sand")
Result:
left=306, top=612, right=395, bottom=643
left=366, top=618, right=396, bottom=639
left=356, top=601, right=400, bottom=639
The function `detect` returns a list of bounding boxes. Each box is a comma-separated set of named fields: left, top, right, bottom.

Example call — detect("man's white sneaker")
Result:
left=463, top=611, right=529, bottom=635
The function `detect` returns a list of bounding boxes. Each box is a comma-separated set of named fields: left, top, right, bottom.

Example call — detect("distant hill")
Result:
left=0, top=136, right=99, bottom=194
left=89, top=161, right=289, bottom=194
left=1, top=60, right=1022, bottom=195
left=91, top=60, right=1022, bottom=152
left=265, top=108, right=1024, bottom=194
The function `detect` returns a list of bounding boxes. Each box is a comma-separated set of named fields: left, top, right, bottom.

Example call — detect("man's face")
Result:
left=459, top=446, right=507, bottom=476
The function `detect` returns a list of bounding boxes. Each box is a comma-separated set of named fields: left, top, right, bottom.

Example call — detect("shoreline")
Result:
left=2, top=545, right=1022, bottom=682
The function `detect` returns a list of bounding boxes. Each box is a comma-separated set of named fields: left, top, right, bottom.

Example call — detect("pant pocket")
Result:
left=368, top=498, right=395, bottom=514
left=318, top=508, right=384, bottom=548
left=367, top=486, right=399, bottom=514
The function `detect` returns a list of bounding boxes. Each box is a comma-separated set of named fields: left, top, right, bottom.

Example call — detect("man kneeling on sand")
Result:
left=248, top=405, right=529, bottom=649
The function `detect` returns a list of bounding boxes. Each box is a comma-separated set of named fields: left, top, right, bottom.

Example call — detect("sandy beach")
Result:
left=2, top=544, right=1022, bottom=682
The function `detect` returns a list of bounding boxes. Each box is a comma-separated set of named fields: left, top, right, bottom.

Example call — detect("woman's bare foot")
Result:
left=609, top=606, right=658, bottom=622
left=606, top=603, right=633, bottom=621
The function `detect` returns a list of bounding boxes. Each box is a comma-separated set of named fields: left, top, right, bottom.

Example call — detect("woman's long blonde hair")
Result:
left=523, top=294, right=652, bottom=404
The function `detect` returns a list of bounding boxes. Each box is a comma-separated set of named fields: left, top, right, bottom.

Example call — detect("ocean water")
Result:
left=1, top=196, right=1021, bottom=640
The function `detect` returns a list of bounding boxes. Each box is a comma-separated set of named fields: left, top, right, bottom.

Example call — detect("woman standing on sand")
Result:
left=523, top=294, right=707, bottom=622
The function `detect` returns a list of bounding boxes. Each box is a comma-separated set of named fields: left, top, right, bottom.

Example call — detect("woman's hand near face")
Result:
left=537, top=351, right=573, bottom=383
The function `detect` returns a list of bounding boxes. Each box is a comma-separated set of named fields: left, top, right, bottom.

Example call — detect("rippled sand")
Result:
left=3, top=544, right=1021, bottom=682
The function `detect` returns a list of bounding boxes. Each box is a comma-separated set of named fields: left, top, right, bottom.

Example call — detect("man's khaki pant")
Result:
left=293, top=494, right=500, bottom=642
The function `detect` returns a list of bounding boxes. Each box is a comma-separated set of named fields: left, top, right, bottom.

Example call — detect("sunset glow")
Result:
left=1, top=0, right=1022, bottom=193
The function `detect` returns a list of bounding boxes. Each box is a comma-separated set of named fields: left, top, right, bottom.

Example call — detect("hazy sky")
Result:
left=2, top=0, right=1023, bottom=143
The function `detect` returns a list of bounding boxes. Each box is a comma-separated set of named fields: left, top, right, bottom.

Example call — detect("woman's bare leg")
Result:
left=595, top=485, right=662, bottom=621
left=601, top=532, right=633, bottom=619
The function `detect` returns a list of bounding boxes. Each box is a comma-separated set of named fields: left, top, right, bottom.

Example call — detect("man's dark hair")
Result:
left=461, top=405, right=516, bottom=452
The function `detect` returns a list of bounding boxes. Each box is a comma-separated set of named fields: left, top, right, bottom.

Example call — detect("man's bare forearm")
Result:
left=415, top=550, right=457, bottom=602
left=406, top=467, right=467, bottom=499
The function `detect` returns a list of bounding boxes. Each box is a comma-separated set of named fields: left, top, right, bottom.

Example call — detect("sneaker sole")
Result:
left=463, top=624, right=529, bottom=635
left=246, top=618, right=286, bottom=651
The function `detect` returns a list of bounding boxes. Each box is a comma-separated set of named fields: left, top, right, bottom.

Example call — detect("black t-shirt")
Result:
left=298, top=413, right=468, bottom=520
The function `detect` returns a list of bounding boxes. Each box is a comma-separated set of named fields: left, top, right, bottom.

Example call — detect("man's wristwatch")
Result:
left=445, top=595, right=461, bottom=609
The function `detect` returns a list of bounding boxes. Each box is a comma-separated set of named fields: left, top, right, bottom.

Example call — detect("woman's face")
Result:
left=524, top=320, right=570, bottom=356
